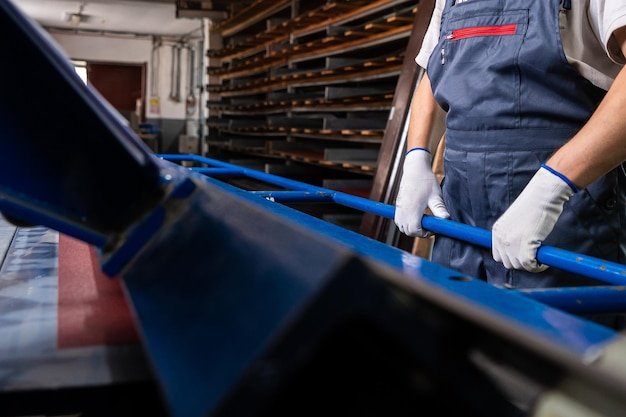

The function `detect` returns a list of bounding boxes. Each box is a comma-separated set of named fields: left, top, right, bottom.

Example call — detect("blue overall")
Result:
left=426, top=0, right=626, bottom=291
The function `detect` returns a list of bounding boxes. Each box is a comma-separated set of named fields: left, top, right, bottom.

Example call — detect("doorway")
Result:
left=87, top=62, right=146, bottom=128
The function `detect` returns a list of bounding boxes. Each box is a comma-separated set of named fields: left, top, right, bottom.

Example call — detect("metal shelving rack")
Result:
left=205, top=0, right=420, bottom=230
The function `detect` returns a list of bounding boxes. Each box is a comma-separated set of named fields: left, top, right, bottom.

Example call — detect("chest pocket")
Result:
left=428, top=9, right=529, bottom=130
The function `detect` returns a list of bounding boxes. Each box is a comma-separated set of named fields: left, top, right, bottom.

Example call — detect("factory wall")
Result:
left=48, top=31, right=205, bottom=154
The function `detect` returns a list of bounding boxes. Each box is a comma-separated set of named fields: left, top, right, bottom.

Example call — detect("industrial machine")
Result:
left=2, top=1, right=626, bottom=416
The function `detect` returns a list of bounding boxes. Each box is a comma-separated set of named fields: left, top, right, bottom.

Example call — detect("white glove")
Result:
left=394, top=148, right=450, bottom=237
left=492, top=165, right=577, bottom=272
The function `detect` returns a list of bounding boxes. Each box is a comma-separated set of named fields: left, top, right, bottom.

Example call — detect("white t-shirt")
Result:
left=416, top=0, right=626, bottom=90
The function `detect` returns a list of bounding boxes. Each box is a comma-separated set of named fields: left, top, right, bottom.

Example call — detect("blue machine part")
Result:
left=118, top=164, right=623, bottom=417
left=3, top=1, right=626, bottom=417
left=0, top=0, right=165, bottom=248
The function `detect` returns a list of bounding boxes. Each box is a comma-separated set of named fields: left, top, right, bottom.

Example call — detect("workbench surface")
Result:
left=0, top=217, right=149, bottom=392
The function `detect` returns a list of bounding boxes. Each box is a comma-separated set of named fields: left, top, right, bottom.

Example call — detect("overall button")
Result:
left=603, top=197, right=617, bottom=210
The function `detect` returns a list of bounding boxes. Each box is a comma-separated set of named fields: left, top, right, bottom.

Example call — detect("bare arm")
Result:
left=547, top=27, right=626, bottom=188
left=407, top=72, right=446, bottom=152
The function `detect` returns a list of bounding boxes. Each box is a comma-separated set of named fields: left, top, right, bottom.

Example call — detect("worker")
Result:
left=394, top=0, right=626, bottom=323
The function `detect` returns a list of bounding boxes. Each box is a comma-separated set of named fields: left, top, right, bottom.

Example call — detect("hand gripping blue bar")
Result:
left=419, top=215, right=626, bottom=286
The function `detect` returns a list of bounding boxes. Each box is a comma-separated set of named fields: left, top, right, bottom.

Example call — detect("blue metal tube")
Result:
left=159, top=153, right=626, bottom=286
left=249, top=191, right=335, bottom=203
left=421, top=216, right=626, bottom=286
left=192, top=167, right=246, bottom=176
left=520, top=286, right=626, bottom=315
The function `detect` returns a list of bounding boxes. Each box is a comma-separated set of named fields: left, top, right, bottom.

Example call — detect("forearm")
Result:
left=407, top=72, right=445, bottom=152
left=547, top=66, right=626, bottom=188
left=547, top=28, right=626, bottom=189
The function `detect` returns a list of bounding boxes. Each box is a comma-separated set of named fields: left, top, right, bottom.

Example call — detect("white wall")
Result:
left=49, top=32, right=198, bottom=121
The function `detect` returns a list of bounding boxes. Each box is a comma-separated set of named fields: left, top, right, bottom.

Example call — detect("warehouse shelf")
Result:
left=208, top=0, right=413, bottom=62
left=208, top=5, right=416, bottom=79
left=210, top=0, right=294, bottom=37
left=207, top=92, right=394, bottom=115
left=205, top=0, right=419, bottom=228
left=208, top=55, right=404, bottom=97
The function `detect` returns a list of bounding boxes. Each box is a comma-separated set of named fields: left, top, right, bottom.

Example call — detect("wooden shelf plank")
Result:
left=211, top=0, right=292, bottom=37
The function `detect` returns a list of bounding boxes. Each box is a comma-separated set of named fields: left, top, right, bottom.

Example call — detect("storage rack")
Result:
left=205, top=0, right=420, bottom=229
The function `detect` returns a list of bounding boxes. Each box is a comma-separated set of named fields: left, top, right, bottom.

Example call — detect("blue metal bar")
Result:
left=249, top=191, right=335, bottom=203
left=160, top=153, right=626, bottom=287
left=420, top=216, right=626, bottom=287
left=520, top=286, right=626, bottom=315
left=192, top=167, right=246, bottom=176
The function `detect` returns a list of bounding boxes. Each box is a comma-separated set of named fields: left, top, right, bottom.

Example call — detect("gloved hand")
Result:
left=492, top=164, right=577, bottom=272
left=394, top=148, right=450, bottom=237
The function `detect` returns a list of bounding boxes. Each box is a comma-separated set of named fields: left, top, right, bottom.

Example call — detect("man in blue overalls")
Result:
left=394, top=0, right=626, bottom=326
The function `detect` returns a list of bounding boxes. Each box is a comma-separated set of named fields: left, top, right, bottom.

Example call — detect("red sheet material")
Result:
left=57, top=234, right=139, bottom=348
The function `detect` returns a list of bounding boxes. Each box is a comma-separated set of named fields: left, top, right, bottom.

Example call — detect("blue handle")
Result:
left=420, top=214, right=626, bottom=286
left=408, top=208, right=626, bottom=286
left=368, top=202, right=626, bottom=285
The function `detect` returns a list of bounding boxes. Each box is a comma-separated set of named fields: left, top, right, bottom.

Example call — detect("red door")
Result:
left=87, top=62, right=146, bottom=121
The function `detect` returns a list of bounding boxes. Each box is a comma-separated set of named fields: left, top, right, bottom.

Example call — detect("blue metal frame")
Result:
left=116, top=164, right=621, bottom=417
left=3, top=2, right=626, bottom=416
left=160, top=153, right=626, bottom=315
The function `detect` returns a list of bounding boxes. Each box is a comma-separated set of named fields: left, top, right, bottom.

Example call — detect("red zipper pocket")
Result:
left=445, top=24, right=517, bottom=40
